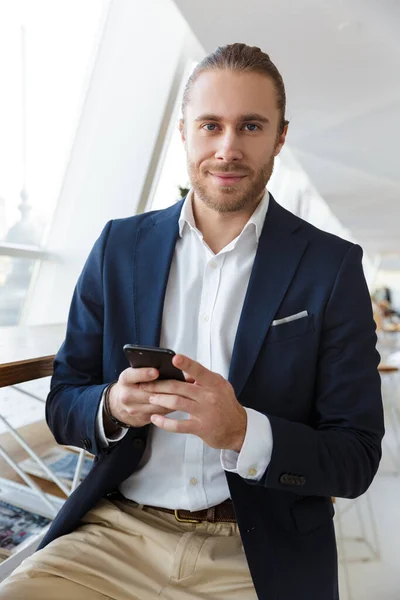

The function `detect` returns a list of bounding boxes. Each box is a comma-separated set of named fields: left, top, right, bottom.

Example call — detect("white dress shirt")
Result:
left=96, top=189, right=273, bottom=510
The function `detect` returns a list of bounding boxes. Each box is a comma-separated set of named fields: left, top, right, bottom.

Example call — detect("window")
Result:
left=0, top=0, right=110, bottom=325
left=149, top=62, right=199, bottom=211
left=150, top=122, right=189, bottom=211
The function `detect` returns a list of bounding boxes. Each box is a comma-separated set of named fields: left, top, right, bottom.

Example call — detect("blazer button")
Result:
left=279, top=474, right=290, bottom=485
left=132, top=438, right=145, bottom=450
left=81, top=438, right=92, bottom=451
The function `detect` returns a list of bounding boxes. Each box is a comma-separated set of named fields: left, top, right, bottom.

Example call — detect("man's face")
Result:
left=180, top=69, right=287, bottom=213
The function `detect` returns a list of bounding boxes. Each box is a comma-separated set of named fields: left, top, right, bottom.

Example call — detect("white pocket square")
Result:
left=271, top=310, right=308, bottom=327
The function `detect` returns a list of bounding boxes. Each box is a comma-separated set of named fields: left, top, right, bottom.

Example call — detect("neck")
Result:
left=191, top=191, right=265, bottom=254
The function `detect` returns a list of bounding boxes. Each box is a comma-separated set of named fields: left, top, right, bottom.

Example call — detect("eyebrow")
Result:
left=194, top=113, right=270, bottom=124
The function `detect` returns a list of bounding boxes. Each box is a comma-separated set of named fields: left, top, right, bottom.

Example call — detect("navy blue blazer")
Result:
left=40, top=195, right=383, bottom=600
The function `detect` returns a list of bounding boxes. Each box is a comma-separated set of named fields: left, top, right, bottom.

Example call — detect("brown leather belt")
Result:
left=144, top=499, right=236, bottom=524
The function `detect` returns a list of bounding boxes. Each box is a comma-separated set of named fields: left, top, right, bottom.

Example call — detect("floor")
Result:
left=0, top=369, right=399, bottom=599
left=336, top=332, right=400, bottom=599
left=335, top=447, right=400, bottom=599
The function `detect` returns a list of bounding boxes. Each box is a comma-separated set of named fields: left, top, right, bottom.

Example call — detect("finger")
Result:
left=150, top=414, right=196, bottom=434
left=141, top=379, right=201, bottom=401
left=124, top=403, right=174, bottom=416
left=184, top=373, right=196, bottom=384
left=149, top=394, right=195, bottom=413
left=172, top=355, right=218, bottom=387
left=118, top=387, right=155, bottom=407
left=120, top=367, right=159, bottom=385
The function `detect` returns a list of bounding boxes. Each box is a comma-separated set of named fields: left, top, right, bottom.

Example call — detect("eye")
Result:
left=243, top=123, right=260, bottom=131
left=202, top=123, right=218, bottom=131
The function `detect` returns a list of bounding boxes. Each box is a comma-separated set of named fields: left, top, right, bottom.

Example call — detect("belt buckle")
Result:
left=174, top=509, right=202, bottom=524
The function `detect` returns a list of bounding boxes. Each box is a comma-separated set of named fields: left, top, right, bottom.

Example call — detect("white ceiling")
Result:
left=173, top=0, right=400, bottom=266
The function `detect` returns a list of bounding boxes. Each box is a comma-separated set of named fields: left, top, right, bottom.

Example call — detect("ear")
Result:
left=179, top=119, right=186, bottom=145
left=274, top=122, right=289, bottom=157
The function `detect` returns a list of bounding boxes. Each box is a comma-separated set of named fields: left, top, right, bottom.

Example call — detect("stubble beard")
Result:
left=188, top=155, right=275, bottom=214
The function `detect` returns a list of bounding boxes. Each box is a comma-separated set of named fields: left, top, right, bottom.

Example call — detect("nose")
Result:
left=214, top=131, right=243, bottom=162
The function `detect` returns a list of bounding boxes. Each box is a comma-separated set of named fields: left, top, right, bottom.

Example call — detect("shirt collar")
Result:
left=178, top=189, right=197, bottom=237
left=178, top=188, right=270, bottom=242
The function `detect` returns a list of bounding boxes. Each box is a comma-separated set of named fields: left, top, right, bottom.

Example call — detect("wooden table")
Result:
left=0, top=324, right=66, bottom=497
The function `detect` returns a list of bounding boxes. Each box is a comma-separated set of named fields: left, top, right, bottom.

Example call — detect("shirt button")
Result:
left=202, top=314, right=209, bottom=323
left=209, top=261, right=218, bottom=269
left=248, top=467, right=257, bottom=477
left=190, top=478, right=198, bottom=486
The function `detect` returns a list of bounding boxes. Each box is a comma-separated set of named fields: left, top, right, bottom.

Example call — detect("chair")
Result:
left=378, top=364, right=400, bottom=474
left=334, top=492, right=381, bottom=600
left=0, top=352, right=87, bottom=581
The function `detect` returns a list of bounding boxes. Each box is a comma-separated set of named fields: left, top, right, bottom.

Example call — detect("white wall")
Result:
left=24, top=0, right=201, bottom=325
left=269, top=146, right=377, bottom=288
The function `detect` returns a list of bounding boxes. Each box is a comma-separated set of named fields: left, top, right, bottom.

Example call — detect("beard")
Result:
left=187, top=154, right=275, bottom=213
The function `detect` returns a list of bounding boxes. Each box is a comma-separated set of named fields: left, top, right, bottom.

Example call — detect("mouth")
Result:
left=210, top=173, right=247, bottom=186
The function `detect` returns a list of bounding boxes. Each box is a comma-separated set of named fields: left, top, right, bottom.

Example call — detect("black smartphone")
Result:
left=123, top=344, right=186, bottom=381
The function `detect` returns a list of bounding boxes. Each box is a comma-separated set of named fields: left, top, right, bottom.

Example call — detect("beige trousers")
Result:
left=0, top=497, right=258, bottom=600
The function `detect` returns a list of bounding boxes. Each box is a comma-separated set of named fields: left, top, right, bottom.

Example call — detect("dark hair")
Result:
left=181, top=43, right=289, bottom=134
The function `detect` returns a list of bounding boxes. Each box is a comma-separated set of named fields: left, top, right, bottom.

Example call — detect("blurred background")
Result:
left=0, top=1, right=399, bottom=598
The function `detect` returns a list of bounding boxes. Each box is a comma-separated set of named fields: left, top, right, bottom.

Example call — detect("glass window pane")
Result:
left=0, top=0, right=109, bottom=326
left=0, top=256, right=37, bottom=326
left=0, top=0, right=109, bottom=247
left=150, top=123, right=189, bottom=211
left=149, top=62, right=198, bottom=211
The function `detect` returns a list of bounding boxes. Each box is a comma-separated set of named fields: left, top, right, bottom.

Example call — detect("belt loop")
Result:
left=206, top=506, right=216, bottom=522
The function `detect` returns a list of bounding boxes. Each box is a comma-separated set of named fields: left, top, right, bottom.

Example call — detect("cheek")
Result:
left=187, top=133, right=214, bottom=165
left=246, top=138, right=275, bottom=161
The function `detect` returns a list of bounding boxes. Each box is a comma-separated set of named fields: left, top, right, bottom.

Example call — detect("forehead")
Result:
left=186, top=69, right=279, bottom=122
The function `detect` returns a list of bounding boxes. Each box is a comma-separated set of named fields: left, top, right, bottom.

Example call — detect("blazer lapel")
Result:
left=133, top=201, right=183, bottom=346
left=228, top=196, right=309, bottom=399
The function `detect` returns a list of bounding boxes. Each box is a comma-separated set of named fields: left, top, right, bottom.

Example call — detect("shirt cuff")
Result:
left=220, top=407, right=273, bottom=481
left=96, top=390, right=129, bottom=448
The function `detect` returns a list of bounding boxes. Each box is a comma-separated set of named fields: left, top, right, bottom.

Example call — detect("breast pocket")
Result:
left=266, top=314, right=315, bottom=344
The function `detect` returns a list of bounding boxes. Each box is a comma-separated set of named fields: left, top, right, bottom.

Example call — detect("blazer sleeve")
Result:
left=247, top=243, right=384, bottom=499
left=45, top=221, right=114, bottom=457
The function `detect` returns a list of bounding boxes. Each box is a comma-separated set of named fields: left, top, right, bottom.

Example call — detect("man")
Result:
left=0, top=43, right=383, bottom=600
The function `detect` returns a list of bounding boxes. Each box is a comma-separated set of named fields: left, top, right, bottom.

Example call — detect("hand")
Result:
left=141, top=354, right=247, bottom=451
left=106, top=367, right=176, bottom=428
